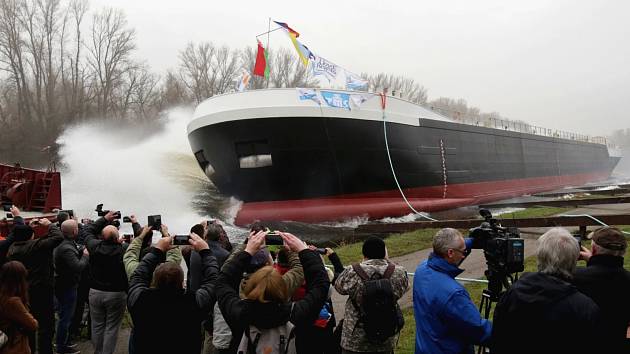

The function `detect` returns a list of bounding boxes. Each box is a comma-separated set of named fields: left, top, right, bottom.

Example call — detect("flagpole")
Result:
left=266, top=17, right=271, bottom=88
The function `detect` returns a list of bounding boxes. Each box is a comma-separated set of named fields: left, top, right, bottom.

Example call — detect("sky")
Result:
left=90, top=0, right=630, bottom=137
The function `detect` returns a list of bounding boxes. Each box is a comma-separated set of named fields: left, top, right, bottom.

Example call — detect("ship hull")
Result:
left=188, top=113, right=620, bottom=225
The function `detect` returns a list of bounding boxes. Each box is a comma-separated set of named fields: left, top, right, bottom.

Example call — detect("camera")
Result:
left=123, top=216, right=132, bottom=223
left=148, top=215, right=161, bottom=230
left=95, top=204, right=121, bottom=219
left=469, top=209, right=525, bottom=296
left=122, top=234, right=133, bottom=243
left=6, top=213, right=13, bottom=219
left=2, top=204, right=11, bottom=212
left=265, top=232, right=283, bottom=245
left=315, top=248, right=327, bottom=255
left=173, top=235, right=190, bottom=245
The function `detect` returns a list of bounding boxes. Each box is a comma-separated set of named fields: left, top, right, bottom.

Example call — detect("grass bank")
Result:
left=332, top=206, right=570, bottom=264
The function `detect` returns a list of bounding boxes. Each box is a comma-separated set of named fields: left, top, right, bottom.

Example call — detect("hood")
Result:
left=247, top=301, right=291, bottom=329
left=507, top=272, right=577, bottom=308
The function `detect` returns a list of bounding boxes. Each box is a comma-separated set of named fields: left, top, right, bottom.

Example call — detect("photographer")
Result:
left=573, top=227, right=630, bottom=354
left=491, top=227, right=600, bottom=354
left=7, top=213, right=63, bottom=354
left=413, top=228, right=490, bottom=354
left=123, top=224, right=182, bottom=279
left=335, top=236, right=409, bottom=354
left=84, top=211, right=128, bottom=354
left=53, top=219, right=89, bottom=354
left=216, top=231, right=329, bottom=353
left=127, top=233, right=218, bottom=354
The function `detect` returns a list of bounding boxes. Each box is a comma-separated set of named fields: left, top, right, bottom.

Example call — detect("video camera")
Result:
left=469, top=209, right=525, bottom=298
left=95, top=204, right=121, bottom=219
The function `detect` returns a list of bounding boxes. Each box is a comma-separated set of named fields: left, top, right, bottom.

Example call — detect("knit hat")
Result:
left=592, top=227, right=627, bottom=251
left=247, top=248, right=271, bottom=273
left=13, top=224, right=34, bottom=241
left=362, top=236, right=386, bottom=259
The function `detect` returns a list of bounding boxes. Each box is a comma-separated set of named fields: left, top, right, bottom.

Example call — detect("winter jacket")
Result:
left=335, top=258, right=409, bottom=353
left=492, top=272, right=601, bottom=354
left=216, top=250, right=330, bottom=352
left=53, top=237, right=89, bottom=289
left=0, top=296, right=38, bottom=354
left=295, top=252, right=344, bottom=354
left=84, top=217, right=128, bottom=292
left=413, top=254, right=490, bottom=354
left=127, top=247, right=218, bottom=354
left=188, top=240, right=229, bottom=292
left=7, top=224, right=63, bottom=290
left=122, top=234, right=182, bottom=279
left=573, top=255, right=630, bottom=354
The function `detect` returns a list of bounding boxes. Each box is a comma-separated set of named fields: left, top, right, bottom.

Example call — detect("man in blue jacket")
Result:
left=413, top=228, right=491, bottom=354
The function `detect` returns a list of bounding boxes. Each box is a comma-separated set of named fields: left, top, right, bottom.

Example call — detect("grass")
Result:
left=498, top=206, right=572, bottom=219
left=330, top=229, right=439, bottom=265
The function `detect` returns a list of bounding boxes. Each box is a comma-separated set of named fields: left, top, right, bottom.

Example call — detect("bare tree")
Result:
left=363, top=72, right=428, bottom=104
left=87, top=7, right=135, bottom=117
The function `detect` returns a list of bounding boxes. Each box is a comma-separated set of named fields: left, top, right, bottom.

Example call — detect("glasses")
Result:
left=450, top=248, right=467, bottom=255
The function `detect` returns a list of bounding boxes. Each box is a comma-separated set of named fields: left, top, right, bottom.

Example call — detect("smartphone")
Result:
left=122, top=234, right=133, bottom=243
left=148, top=215, right=162, bottom=230
left=315, top=248, right=327, bottom=255
left=122, top=216, right=132, bottom=223
left=574, top=236, right=582, bottom=251
left=173, top=235, right=190, bottom=245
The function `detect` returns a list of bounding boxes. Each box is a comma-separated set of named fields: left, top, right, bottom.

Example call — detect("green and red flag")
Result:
left=253, top=40, right=269, bottom=79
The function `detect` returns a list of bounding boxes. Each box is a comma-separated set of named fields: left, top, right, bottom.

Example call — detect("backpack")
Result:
left=237, top=322, right=296, bottom=354
left=351, top=262, right=404, bottom=343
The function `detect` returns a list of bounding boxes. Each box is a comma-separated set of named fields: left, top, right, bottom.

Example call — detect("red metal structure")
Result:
left=0, top=163, right=61, bottom=238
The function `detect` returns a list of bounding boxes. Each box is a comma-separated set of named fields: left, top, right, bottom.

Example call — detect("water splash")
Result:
left=56, top=107, right=244, bottom=237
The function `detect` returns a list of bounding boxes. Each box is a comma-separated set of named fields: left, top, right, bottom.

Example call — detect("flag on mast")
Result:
left=253, top=40, right=269, bottom=78
left=273, top=21, right=299, bottom=37
left=273, top=21, right=313, bottom=67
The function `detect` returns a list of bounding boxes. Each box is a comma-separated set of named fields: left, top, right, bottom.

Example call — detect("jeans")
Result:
left=55, top=286, right=78, bottom=352
left=89, top=289, right=126, bottom=354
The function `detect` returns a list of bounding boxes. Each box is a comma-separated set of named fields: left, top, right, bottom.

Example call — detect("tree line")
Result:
left=0, top=0, right=522, bottom=167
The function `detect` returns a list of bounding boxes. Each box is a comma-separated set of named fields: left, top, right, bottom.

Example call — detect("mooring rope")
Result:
left=380, top=93, right=437, bottom=222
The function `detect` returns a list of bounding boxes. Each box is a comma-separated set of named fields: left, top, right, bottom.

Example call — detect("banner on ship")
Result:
left=320, top=90, right=351, bottom=110
left=297, top=88, right=321, bottom=104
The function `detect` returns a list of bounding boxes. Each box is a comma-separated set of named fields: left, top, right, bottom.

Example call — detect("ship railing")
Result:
left=448, top=116, right=609, bottom=146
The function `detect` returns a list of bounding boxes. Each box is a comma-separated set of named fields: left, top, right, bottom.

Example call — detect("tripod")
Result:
left=476, top=269, right=513, bottom=354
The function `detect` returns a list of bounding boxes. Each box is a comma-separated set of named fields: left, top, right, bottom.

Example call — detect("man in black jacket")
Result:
left=491, top=227, right=601, bottom=354
left=7, top=216, right=64, bottom=354
left=54, top=219, right=89, bottom=354
left=84, top=211, right=128, bottom=354
left=127, top=232, right=218, bottom=354
left=573, top=227, right=630, bottom=354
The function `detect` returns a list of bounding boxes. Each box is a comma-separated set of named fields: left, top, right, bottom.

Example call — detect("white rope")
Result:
left=560, top=214, right=630, bottom=236
left=381, top=95, right=437, bottom=222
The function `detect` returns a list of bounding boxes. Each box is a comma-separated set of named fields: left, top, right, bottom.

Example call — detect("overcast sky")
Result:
left=91, top=0, right=630, bottom=136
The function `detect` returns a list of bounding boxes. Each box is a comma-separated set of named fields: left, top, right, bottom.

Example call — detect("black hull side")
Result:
left=188, top=117, right=619, bottom=202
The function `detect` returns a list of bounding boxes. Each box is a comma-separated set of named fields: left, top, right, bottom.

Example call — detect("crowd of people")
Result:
left=0, top=204, right=628, bottom=354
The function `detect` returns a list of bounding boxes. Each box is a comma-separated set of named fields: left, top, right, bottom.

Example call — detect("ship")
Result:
left=187, top=88, right=622, bottom=226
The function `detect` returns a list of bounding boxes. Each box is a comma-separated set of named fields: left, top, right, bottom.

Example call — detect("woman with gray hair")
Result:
left=491, top=227, right=601, bottom=354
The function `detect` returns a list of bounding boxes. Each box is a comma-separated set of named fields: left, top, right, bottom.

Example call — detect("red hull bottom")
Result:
left=234, top=172, right=611, bottom=226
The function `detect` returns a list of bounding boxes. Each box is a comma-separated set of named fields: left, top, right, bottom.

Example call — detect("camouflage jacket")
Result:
left=334, top=259, right=409, bottom=352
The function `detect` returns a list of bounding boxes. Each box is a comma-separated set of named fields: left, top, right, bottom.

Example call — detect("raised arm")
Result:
left=282, top=249, right=305, bottom=296
left=123, top=226, right=152, bottom=278
left=127, top=243, right=167, bottom=308
left=289, top=249, right=330, bottom=327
